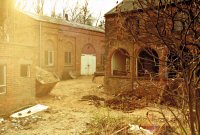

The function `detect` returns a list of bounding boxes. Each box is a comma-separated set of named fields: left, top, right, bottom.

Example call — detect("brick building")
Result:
left=104, top=0, right=199, bottom=94
left=0, top=0, right=105, bottom=115
left=19, top=12, right=105, bottom=79
left=0, top=0, right=37, bottom=115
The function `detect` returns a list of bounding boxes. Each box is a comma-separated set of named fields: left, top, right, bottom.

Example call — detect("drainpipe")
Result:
left=39, top=22, right=42, bottom=67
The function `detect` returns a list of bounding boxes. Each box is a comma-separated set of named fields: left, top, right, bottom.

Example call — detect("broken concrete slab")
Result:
left=36, top=66, right=59, bottom=97
left=10, top=104, right=48, bottom=118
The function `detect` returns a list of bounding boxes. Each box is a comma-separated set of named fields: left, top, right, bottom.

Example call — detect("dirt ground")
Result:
left=1, top=77, right=176, bottom=135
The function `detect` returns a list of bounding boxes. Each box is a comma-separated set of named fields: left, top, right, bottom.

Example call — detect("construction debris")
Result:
left=11, top=115, right=43, bottom=130
left=128, top=124, right=153, bottom=135
left=10, top=104, right=48, bottom=118
left=0, top=118, right=4, bottom=124
left=80, top=95, right=105, bottom=107
left=36, top=67, right=59, bottom=84
left=36, top=66, right=59, bottom=97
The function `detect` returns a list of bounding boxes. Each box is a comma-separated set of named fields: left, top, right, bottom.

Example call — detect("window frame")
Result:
left=20, top=64, right=31, bottom=78
left=45, top=50, right=55, bottom=66
left=0, top=64, right=6, bottom=94
left=64, top=51, right=72, bottom=66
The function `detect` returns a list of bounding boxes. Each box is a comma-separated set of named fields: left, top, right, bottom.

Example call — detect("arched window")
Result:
left=111, top=48, right=130, bottom=76
left=137, top=48, right=159, bottom=77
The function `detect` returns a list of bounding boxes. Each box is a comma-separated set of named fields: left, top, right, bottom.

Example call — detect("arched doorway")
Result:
left=137, top=48, right=159, bottom=78
left=111, top=48, right=130, bottom=76
left=81, top=44, right=96, bottom=75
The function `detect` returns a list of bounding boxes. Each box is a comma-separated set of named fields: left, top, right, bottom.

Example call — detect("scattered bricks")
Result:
left=10, top=115, right=43, bottom=130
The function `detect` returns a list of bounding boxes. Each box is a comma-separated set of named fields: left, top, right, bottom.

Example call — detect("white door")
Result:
left=81, top=54, right=96, bottom=75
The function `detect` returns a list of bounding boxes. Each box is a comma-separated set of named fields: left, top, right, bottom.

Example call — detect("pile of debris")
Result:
left=80, top=95, right=105, bottom=107
left=104, top=84, right=160, bottom=112
left=0, top=118, right=8, bottom=134
left=36, top=67, right=60, bottom=97
left=36, top=66, right=59, bottom=84
left=10, top=115, right=43, bottom=130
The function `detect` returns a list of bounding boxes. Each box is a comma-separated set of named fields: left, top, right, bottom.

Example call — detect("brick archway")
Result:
left=137, top=47, right=159, bottom=78
left=111, top=48, right=130, bottom=76
left=81, top=44, right=96, bottom=55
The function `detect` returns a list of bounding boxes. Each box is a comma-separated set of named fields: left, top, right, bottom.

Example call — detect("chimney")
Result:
left=65, top=14, right=68, bottom=21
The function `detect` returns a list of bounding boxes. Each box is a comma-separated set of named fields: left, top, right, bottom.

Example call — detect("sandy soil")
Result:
left=4, top=76, right=108, bottom=135
left=2, top=76, right=175, bottom=135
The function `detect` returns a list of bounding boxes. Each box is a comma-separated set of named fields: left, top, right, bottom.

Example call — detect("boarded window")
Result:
left=65, top=52, right=71, bottom=65
left=0, top=65, right=6, bottom=94
left=20, top=64, right=30, bottom=77
left=45, top=51, right=54, bottom=66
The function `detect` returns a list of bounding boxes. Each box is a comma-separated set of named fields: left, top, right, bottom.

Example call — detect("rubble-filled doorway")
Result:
left=137, top=48, right=159, bottom=78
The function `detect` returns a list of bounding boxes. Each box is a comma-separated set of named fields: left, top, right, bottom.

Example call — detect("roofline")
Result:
left=105, top=0, right=191, bottom=17
left=19, top=11, right=105, bottom=34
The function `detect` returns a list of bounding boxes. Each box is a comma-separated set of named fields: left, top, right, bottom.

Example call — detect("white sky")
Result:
left=16, top=0, right=122, bottom=18
left=78, top=0, right=122, bottom=16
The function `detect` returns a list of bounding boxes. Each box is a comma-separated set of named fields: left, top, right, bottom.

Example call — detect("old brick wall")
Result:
left=104, top=12, right=167, bottom=94
left=0, top=9, right=38, bottom=115
left=39, top=20, right=105, bottom=79
left=0, top=42, right=37, bottom=115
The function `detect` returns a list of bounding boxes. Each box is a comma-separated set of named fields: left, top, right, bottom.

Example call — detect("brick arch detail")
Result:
left=109, top=46, right=131, bottom=61
left=81, top=44, right=96, bottom=55
left=136, top=46, right=160, bottom=59
left=108, top=47, right=131, bottom=76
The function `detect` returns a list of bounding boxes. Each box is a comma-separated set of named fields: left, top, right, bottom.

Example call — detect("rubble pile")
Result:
left=36, top=67, right=60, bottom=97
left=0, top=118, right=8, bottom=134
left=36, top=66, right=59, bottom=84
left=80, top=95, right=105, bottom=107
left=10, top=115, right=43, bottom=130
left=105, top=83, right=160, bottom=112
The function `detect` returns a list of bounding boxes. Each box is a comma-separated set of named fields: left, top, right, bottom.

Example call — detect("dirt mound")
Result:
left=36, top=67, right=60, bottom=84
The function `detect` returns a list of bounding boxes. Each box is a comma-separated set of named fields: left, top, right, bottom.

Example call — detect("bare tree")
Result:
left=106, top=0, right=199, bottom=134
left=67, top=0, right=94, bottom=26
left=67, top=1, right=82, bottom=22
left=34, top=0, right=45, bottom=15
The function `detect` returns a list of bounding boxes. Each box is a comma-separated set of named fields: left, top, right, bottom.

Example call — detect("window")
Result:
left=20, top=64, right=30, bottom=77
left=65, top=52, right=72, bottom=65
left=0, top=65, right=6, bottom=94
left=45, top=51, right=54, bottom=66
